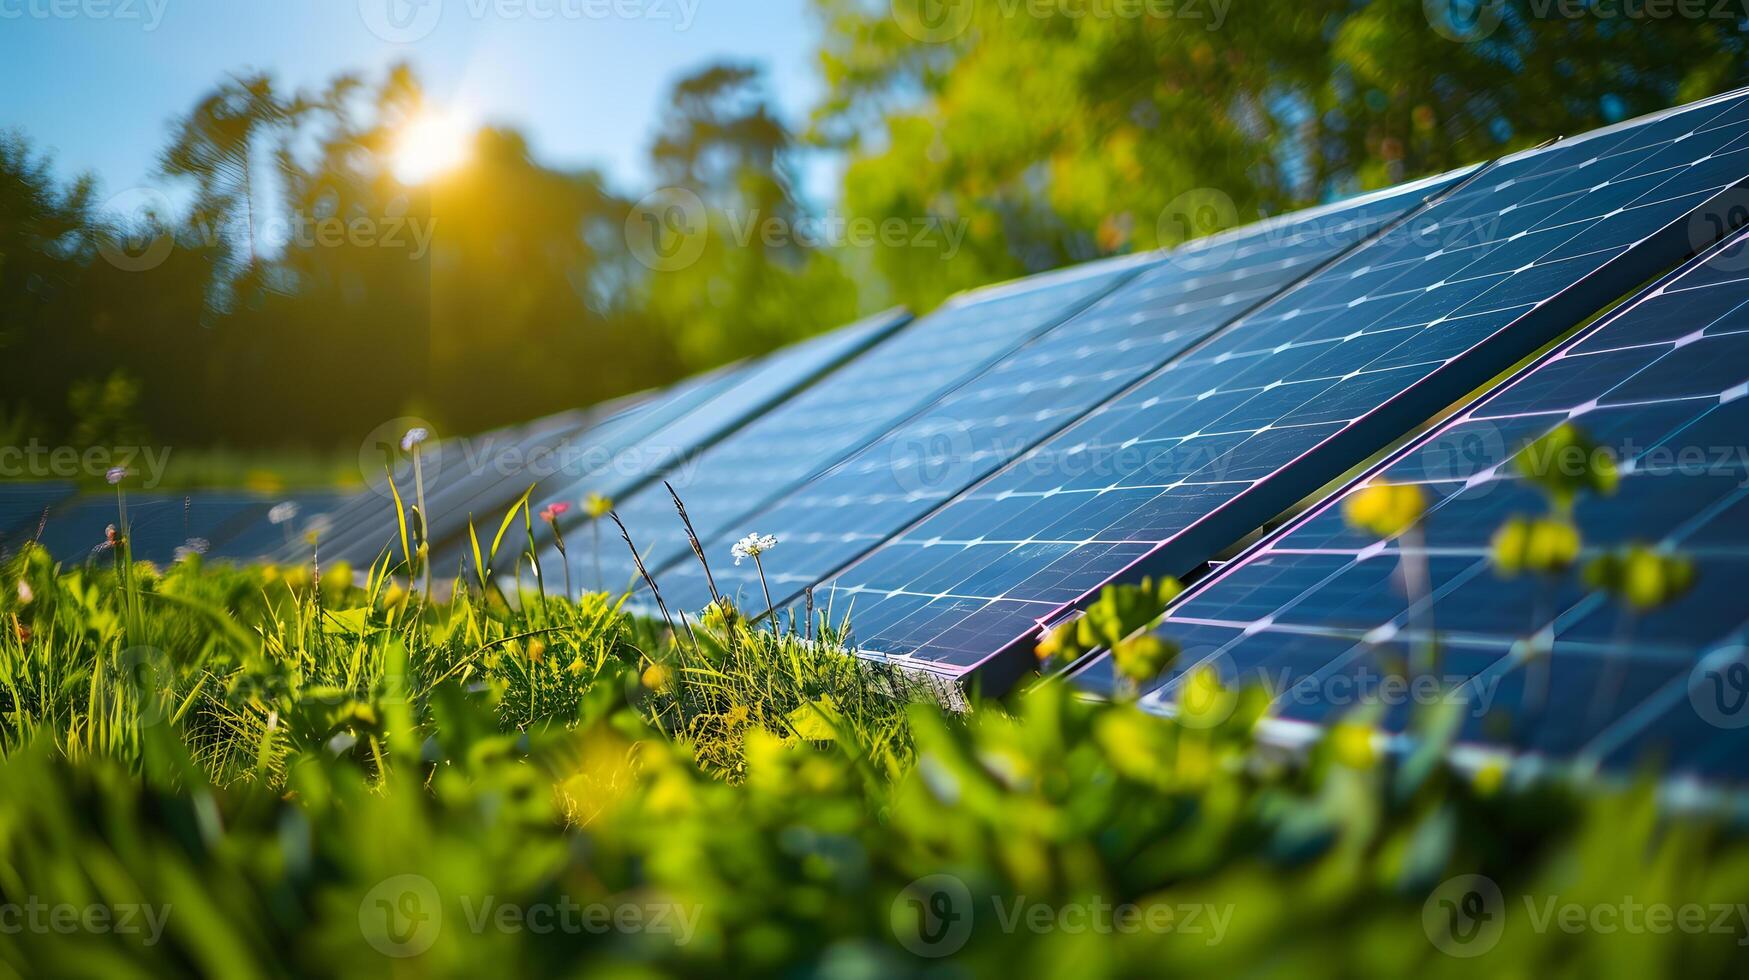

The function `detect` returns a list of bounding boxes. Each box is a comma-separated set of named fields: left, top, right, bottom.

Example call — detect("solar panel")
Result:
left=814, top=86, right=1749, bottom=690
left=648, top=170, right=1473, bottom=617
left=208, top=490, right=357, bottom=562
left=1071, top=223, right=1749, bottom=783
left=34, top=492, right=281, bottom=566
left=553, top=254, right=1158, bottom=594
left=316, top=360, right=744, bottom=568
left=0, top=482, right=76, bottom=553
left=466, top=309, right=913, bottom=572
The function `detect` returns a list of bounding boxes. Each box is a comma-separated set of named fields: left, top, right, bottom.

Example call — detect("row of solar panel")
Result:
left=8, top=85, right=1749, bottom=783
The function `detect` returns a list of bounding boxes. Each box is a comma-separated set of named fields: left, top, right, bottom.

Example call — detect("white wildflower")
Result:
left=105, top=466, right=130, bottom=485
left=268, top=501, right=301, bottom=526
left=401, top=427, right=431, bottom=452
left=731, top=532, right=779, bottom=566
left=16, top=580, right=33, bottom=605
left=174, top=538, right=211, bottom=563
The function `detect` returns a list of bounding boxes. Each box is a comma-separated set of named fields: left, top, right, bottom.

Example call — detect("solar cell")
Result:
left=648, top=169, right=1472, bottom=617
left=0, top=482, right=76, bottom=553
left=477, top=309, right=913, bottom=573
left=316, top=359, right=740, bottom=568
left=34, top=492, right=281, bottom=566
left=1073, top=223, right=1749, bottom=782
left=814, top=86, right=1749, bottom=691
left=552, top=254, right=1157, bottom=595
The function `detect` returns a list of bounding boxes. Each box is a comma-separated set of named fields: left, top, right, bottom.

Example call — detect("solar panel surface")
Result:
left=35, top=493, right=279, bottom=565
left=487, top=309, right=913, bottom=572
left=554, top=254, right=1158, bottom=594
left=814, top=87, right=1749, bottom=688
left=0, top=482, right=76, bottom=551
left=317, top=359, right=744, bottom=567
left=1072, top=223, right=1749, bottom=782
left=649, top=170, right=1472, bottom=617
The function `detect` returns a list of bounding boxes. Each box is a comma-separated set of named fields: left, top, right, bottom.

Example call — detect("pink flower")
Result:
left=540, top=501, right=571, bottom=524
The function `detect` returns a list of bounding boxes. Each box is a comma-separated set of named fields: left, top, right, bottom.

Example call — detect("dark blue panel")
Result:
left=554, top=254, right=1156, bottom=594
left=823, top=88, right=1749, bottom=685
left=1078, top=220, right=1749, bottom=785
left=0, top=482, right=76, bottom=551
left=644, top=176, right=1467, bottom=616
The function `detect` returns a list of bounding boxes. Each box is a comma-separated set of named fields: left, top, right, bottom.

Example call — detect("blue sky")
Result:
left=0, top=0, right=830, bottom=203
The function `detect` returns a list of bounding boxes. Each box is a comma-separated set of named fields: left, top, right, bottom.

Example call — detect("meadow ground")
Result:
left=0, top=490, right=1747, bottom=978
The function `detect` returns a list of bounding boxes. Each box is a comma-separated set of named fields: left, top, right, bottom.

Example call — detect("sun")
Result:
left=391, top=109, right=471, bottom=185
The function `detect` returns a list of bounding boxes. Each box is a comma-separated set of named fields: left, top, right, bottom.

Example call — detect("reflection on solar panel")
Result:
left=209, top=490, right=355, bottom=562
left=0, top=482, right=76, bottom=552
left=651, top=170, right=1472, bottom=616
left=476, top=309, right=913, bottom=571
left=557, top=254, right=1157, bottom=594
left=35, top=493, right=278, bottom=565
left=318, top=357, right=747, bottom=567
left=815, top=87, right=1749, bottom=689
left=1073, top=223, right=1749, bottom=782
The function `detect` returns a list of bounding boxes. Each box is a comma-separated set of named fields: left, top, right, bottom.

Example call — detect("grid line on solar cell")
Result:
left=0, top=483, right=76, bottom=549
left=519, top=308, right=912, bottom=540
left=1072, top=222, right=1749, bottom=782
left=555, top=254, right=1159, bottom=595
left=815, top=86, right=1749, bottom=687
left=645, top=169, right=1474, bottom=617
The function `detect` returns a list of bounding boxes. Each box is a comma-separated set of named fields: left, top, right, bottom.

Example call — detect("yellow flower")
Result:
left=641, top=663, right=673, bottom=692
left=1112, top=634, right=1177, bottom=684
left=1491, top=516, right=1580, bottom=577
left=1343, top=481, right=1427, bottom=539
left=584, top=492, right=613, bottom=520
left=1330, top=721, right=1378, bottom=769
left=525, top=638, right=547, bottom=664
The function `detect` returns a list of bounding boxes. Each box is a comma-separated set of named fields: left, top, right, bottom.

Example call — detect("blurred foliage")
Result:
left=6, top=3, right=1748, bottom=460
left=810, top=0, right=1749, bottom=308
left=1, top=545, right=1749, bottom=975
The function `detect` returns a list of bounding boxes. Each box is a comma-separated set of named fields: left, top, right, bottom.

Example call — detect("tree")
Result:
left=808, top=0, right=1749, bottom=310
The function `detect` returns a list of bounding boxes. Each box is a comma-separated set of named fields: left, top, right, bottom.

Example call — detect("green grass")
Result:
left=1, top=527, right=1748, bottom=976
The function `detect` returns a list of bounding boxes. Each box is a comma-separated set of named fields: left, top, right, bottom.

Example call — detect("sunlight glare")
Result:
left=391, top=110, right=471, bottom=185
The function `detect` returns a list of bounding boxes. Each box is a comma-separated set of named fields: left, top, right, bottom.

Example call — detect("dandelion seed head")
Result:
left=401, top=427, right=431, bottom=452
left=173, top=538, right=211, bottom=563
left=268, top=501, right=301, bottom=526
